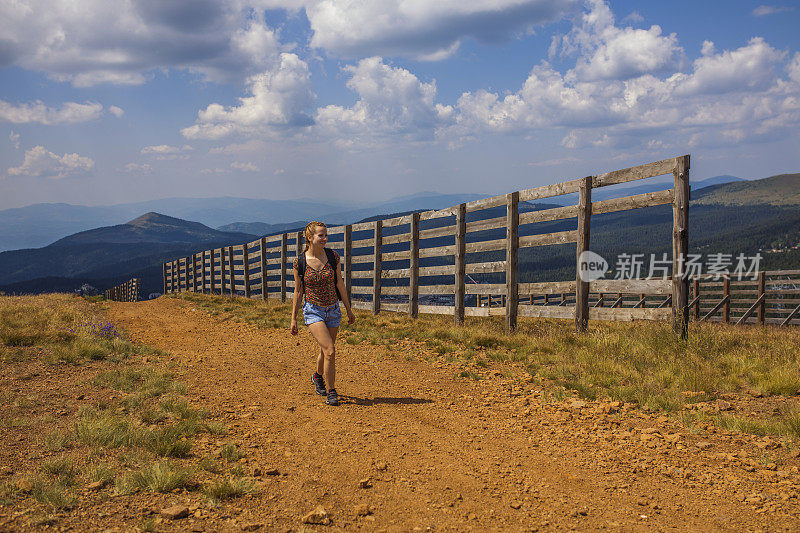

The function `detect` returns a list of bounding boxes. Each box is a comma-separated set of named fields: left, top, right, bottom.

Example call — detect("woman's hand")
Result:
left=290, top=319, right=299, bottom=336
left=347, top=310, right=355, bottom=325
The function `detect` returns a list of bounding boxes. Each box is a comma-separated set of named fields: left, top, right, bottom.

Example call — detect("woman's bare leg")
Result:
left=308, top=323, right=339, bottom=390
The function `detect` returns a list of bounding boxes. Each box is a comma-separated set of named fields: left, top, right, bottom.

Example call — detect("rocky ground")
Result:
left=1, top=296, right=799, bottom=532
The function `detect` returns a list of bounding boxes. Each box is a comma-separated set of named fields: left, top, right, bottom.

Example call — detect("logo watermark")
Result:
left=578, top=252, right=762, bottom=282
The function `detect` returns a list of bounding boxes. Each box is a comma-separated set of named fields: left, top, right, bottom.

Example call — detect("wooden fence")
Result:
left=164, top=155, right=695, bottom=335
left=105, top=278, right=140, bottom=302
left=690, top=270, right=800, bottom=326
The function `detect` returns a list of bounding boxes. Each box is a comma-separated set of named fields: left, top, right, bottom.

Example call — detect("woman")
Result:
left=290, top=221, right=355, bottom=406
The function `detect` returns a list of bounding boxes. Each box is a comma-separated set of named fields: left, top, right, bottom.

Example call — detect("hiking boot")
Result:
left=326, top=388, right=339, bottom=406
left=312, top=372, right=326, bottom=396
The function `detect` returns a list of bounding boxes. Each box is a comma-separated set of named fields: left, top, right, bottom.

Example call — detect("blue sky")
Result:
left=1, top=0, right=798, bottom=210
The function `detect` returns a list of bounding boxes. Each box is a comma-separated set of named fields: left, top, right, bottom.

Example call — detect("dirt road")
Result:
left=105, top=297, right=799, bottom=532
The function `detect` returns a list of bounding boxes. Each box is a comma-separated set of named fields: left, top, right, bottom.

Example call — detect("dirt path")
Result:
left=105, top=298, right=800, bottom=532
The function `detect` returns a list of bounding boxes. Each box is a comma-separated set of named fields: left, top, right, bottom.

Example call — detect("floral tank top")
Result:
left=294, top=249, right=340, bottom=307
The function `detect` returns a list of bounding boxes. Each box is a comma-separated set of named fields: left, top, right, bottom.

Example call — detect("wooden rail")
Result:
left=164, top=155, right=696, bottom=335
left=105, top=278, right=140, bottom=302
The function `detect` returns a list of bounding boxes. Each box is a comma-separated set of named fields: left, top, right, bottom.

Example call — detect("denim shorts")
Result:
left=303, top=302, right=342, bottom=328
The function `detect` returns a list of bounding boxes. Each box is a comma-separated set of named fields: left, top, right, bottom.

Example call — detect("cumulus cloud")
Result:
left=231, top=161, right=259, bottom=172
left=0, top=100, right=103, bottom=125
left=550, top=0, right=684, bottom=81
left=752, top=5, right=795, bottom=16
left=140, top=144, right=193, bottom=160
left=181, top=53, right=315, bottom=139
left=117, top=162, right=153, bottom=173
left=0, top=1, right=284, bottom=86
left=9, top=131, right=20, bottom=150
left=109, top=105, right=125, bottom=118
left=305, top=0, right=578, bottom=60
left=316, top=57, right=453, bottom=142
left=7, top=145, right=94, bottom=178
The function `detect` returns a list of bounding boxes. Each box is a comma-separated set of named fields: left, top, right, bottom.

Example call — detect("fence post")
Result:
left=344, top=225, right=353, bottom=304
left=220, top=249, right=227, bottom=296
left=280, top=233, right=287, bottom=303
left=172, top=260, right=178, bottom=294
left=191, top=254, right=197, bottom=292
left=243, top=244, right=251, bottom=299
left=372, top=220, right=382, bottom=315
left=723, top=276, right=730, bottom=323
left=693, top=279, right=700, bottom=321
left=506, top=192, right=519, bottom=333
left=455, top=203, right=466, bottom=325
left=209, top=250, right=216, bottom=295
left=228, top=246, right=235, bottom=297
left=409, top=213, right=419, bottom=318
left=575, top=176, right=592, bottom=333
left=260, top=237, right=268, bottom=301
left=201, top=251, right=207, bottom=294
left=757, top=271, right=765, bottom=325
left=163, top=263, right=167, bottom=295
left=672, top=154, right=690, bottom=339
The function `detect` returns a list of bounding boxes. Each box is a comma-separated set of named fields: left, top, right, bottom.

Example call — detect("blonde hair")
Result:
left=304, top=221, right=327, bottom=252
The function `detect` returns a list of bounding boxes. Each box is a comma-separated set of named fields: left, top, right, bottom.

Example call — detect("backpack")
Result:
left=297, top=247, right=342, bottom=302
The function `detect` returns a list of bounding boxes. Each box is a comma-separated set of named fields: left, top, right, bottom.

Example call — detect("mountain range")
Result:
left=0, top=175, right=742, bottom=252
left=1, top=173, right=797, bottom=297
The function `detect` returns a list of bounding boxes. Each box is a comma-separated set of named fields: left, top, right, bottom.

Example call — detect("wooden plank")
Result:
left=593, top=157, right=678, bottom=188
left=590, top=279, right=671, bottom=295
left=382, top=214, right=413, bottom=228
left=519, top=306, right=575, bottom=319
left=780, top=304, right=800, bottom=326
left=351, top=300, right=371, bottom=310
left=736, top=294, right=767, bottom=325
left=466, top=261, right=506, bottom=274
left=326, top=226, right=345, bottom=235
left=701, top=295, right=730, bottom=322
left=419, top=206, right=459, bottom=221
left=419, top=225, right=456, bottom=240
left=382, top=233, right=410, bottom=245
left=590, top=307, right=672, bottom=322
left=382, top=268, right=410, bottom=279
left=455, top=203, right=466, bottom=325
left=344, top=225, right=352, bottom=303
left=351, top=270, right=374, bottom=279
left=518, top=179, right=583, bottom=203
left=466, top=239, right=506, bottom=253
left=764, top=269, right=800, bottom=276
left=350, top=254, right=375, bottom=264
left=519, top=280, right=577, bottom=294
left=520, top=230, right=578, bottom=248
left=382, top=285, right=453, bottom=295
left=243, top=242, right=251, bottom=298
left=592, top=189, right=673, bottom=216
left=373, top=220, right=381, bottom=315
left=519, top=205, right=579, bottom=226
left=409, top=212, right=420, bottom=318
left=419, top=245, right=456, bottom=258
left=247, top=250, right=260, bottom=261
left=259, top=237, right=268, bottom=301
left=466, top=194, right=507, bottom=213
left=672, top=155, right=690, bottom=338
left=466, top=216, right=505, bottom=234
left=575, top=176, right=592, bottom=332
left=418, top=305, right=455, bottom=315
left=506, top=192, right=519, bottom=333
left=380, top=302, right=408, bottom=313
left=280, top=234, right=287, bottom=302
left=351, top=237, right=375, bottom=249
left=351, top=221, right=375, bottom=232
left=465, top=284, right=506, bottom=295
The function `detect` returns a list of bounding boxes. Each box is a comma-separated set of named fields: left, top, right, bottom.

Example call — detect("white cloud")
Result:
left=551, top=0, right=684, bottom=82
left=209, top=139, right=269, bottom=155
left=108, top=105, right=125, bottom=118
left=788, top=53, right=800, bottom=84
left=305, top=0, right=578, bottom=60
left=316, top=57, right=453, bottom=142
left=9, top=131, right=20, bottom=150
left=200, top=167, right=228, bottom=174
left=622, top=11, right=643, bottom=23
left=0, top=1, right=284, bottom=86
left=0, top=100, right=103, bottom=125
left=117, top=162, right=153, bottom=173
left=7, top=145, right=94, bottom=178
left=140, top=144, right=193, bottom=160
left=231, top=161, right=259, bottom=172
left=752, top=5, right=795, bottom=16
left=182, top=53, right=315, bottom=139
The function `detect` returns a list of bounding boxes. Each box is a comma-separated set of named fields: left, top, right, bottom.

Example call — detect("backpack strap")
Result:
left=324, top=248, right=342, bottom=302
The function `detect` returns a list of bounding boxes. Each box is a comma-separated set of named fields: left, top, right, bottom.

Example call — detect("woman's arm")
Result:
left=335, top=257, right=355, bottom=324
left=290, top=264, right=303, bottom=335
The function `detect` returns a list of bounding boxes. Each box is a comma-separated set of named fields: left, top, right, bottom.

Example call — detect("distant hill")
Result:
left=0, top=213, right=256, bottom=288
left=693, top=173, right=800, bottom=206
left=217, top=220, right=308, bottom=236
